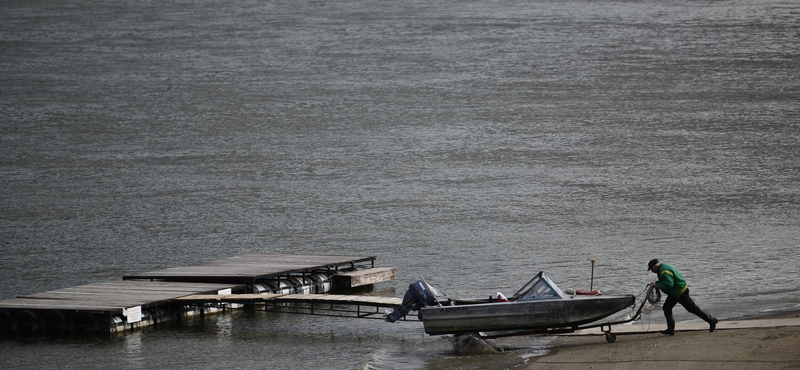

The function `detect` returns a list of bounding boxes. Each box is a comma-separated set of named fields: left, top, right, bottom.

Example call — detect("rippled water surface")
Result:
left=1, top=0, right=799, bottom=369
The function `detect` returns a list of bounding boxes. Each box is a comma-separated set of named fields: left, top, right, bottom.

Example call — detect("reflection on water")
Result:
left=122, top=332, right=144, bottom=369
left=215, top=312, right=233, bottom=340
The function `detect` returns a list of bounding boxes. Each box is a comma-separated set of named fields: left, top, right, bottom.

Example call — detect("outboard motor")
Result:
left=385, top=280, right=447, bottom=322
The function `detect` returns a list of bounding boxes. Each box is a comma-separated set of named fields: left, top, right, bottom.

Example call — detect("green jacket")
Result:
left=657, top=263, right=688, bottom=298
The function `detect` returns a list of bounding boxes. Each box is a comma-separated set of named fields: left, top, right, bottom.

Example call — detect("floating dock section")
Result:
left=0, top=281, right=235, bottom=335
left=0, top=254, right=395, bottom=336
left=123, top=253, right=379, bottom=284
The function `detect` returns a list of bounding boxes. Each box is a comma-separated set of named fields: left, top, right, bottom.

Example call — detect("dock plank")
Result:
left=274, top=294, right=403, bottom=306
left=173, top=294, right=287, bottom=303
left=0, top=298, right=126, bottom=312
left=333, top=267, right=397, bottom=288
left=45, top=286, right=232, bottom=294
left=24, top=292, right=211, bottom=303
left=173, top=293, right=402, bottom=307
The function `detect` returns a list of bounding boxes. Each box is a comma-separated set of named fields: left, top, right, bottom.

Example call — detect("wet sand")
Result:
left=527, top=314, right=800, bottom=370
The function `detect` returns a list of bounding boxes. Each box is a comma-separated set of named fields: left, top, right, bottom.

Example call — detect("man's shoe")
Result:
left=709, top=318, right=718, bottom=332
left=659, top=330, right=675, bottom=336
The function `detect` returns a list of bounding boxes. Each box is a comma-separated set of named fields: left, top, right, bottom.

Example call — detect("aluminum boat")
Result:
left=386, top=272, right=635, bottom=335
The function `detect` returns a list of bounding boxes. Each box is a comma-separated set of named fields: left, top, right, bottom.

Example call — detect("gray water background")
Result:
left=1, top=0, right=799, bottom=369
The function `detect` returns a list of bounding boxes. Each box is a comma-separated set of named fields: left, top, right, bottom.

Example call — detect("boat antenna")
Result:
left=590, top=257, right=596, bottom=291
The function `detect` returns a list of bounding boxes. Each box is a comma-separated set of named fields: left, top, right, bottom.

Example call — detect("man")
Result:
left=648, top=259, right=718, bottom=335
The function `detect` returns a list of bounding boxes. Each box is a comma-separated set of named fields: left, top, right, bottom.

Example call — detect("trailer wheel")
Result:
left=605, top=332, right=616, bottom=343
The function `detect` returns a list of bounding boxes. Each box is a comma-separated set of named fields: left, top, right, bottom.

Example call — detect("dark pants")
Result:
left=663, top=288, right=714, bottom=331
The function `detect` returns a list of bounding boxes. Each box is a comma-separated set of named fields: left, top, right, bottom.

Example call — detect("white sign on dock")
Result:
left=218, top=288, right=232, bottom=295
left=124, top=306, right=142, bottom=323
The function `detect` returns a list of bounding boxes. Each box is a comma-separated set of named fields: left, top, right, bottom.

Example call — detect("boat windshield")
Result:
left=512, top=272, right=566, bottom=301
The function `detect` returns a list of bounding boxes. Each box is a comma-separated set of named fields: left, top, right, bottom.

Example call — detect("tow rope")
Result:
left=646, top=282, right=661, bottom=305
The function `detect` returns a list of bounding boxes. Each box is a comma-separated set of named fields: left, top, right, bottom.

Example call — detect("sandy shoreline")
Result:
left=526, top=313, right=800, bottom=370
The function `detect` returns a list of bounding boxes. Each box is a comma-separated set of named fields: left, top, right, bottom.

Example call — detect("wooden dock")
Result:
left=0, top=254, right=396, bottom=336
left=0, top=281, right=235, bottom=312
left=123, top=253, right=377, bottom=283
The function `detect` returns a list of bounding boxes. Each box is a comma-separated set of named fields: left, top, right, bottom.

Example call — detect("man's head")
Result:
left=647, top=259, right=660, bottom=273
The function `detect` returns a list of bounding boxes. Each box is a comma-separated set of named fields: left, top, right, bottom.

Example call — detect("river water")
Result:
left=1, top=0, right=799, bottom=368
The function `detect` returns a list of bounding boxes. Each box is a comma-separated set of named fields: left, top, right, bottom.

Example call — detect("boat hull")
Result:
left=420, top=294, right=635, bottom=335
